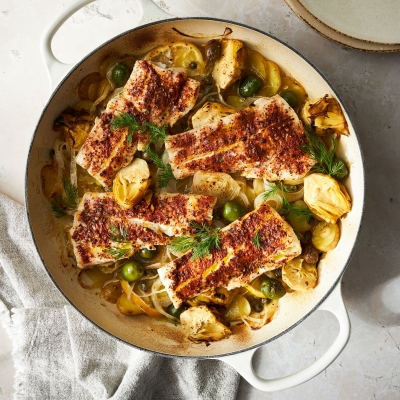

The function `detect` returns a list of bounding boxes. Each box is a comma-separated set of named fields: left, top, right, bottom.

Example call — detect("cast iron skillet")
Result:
left=26, top=0, right=364, bottom=391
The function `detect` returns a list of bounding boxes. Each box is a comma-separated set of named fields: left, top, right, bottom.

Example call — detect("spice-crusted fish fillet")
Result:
left=158, top=203, right=301, bottom=308
left=76, top=60, right=200, bottom=187
left=70, top=192, right=216, bottom=268
left=165, top=95, right=314, bottom=181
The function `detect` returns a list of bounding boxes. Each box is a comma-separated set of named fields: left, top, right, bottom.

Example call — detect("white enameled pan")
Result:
left=26, top=0, right=365, bottom=391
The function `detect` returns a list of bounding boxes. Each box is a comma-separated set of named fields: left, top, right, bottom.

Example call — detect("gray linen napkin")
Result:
left=0, top=193, right=239, bottom=399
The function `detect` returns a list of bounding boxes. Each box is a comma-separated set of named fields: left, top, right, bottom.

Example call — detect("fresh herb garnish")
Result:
left=110, top=113, right=173, bottom=187
left=105, top=246, right=131, bottom=260
left=262, top=182, right=290, bottom=201
left=262, top=182, right=315, bottom=222
left=302, top=125, right=347, bottom=180
left=110, top=112, right=142, bottom=143
left=252, top=231, right=261, bottom=249
left=110, top=112, right=168, bottom=145
left=51, top=175, right=79, bottom=218
left=145, top=147, right=175, bottom=189
left=169, top=222, right=221, bottom=260
left=280, top=196, right=315, bottom=222
left=145, top=122, right=168, bottom=145
left=109, top=223, right=129, bottom=243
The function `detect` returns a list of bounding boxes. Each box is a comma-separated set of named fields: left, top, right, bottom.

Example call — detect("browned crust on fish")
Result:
left=166, top=96, right=314, bottom=181
left=70, top=192, right=216, bottom=268
left=158, top=204, right=301, bottom=306
left=76, top=60, right=200, bottom=187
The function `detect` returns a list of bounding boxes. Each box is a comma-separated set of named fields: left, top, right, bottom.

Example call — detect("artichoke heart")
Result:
left=192, top=102, right=236, bottom=129
left=192, top=171, right=241, bottom=206
left=300, top=95, right=349, bottom=136
left=53, top=108, right=95, bottom=150
left=180, top=305, right=232, bottom=343
left=282, top=257, right=318, bottom=291
left=212, top=39, right=246, bottom=90
left=112, top=158, right=151, bottom=208
left=304, top=173, right=351, bottom=224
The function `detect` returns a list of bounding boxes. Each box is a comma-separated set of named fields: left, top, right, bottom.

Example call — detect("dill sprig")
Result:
left=105, top=247, right=131, bottom=260
left=110, top=113, right=143, bottom=143
left=280, top=196, right=315, bottom=222
left=145, top=147, right=175, bottom=188
left=145, top=123, right=168, bottom=145
left=169, top=222, right=221, bottom=260
left=262, top=182, right=315, bottom=222
left=262, top=182, right=290, bottom=201
left=110, top=113, right=168, bottom=145
left=302, top=125, right=347, bottom=180
left=252, top=231, right=261, bottom=249
left=109, top=223, right=129, bottom=243
left=51, top=175, right=79, bottom=218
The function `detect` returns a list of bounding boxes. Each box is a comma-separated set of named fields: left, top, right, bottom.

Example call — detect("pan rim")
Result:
left=25, top=16, right=365, bottom=359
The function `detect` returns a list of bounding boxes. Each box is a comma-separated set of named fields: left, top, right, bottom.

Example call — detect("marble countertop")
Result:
left=0, top=0, right=399, bottom=398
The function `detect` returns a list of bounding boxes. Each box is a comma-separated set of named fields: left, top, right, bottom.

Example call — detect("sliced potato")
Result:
left=100, top=281, right=122, bottom=304
left=245, top=50, right=281, bottom=97
left=304, top=173, right=351, bottom=223
left=41, top=163, right=62, bottom=201
left=192, top=102, right=236, bottom=128
left=286, top=200, right=313, bottom=233
left=213, top=39, right=246, bottom=89
left=117, top=293, right=145, bottom=315
left=113, top=158, right=151, bottom=208
left=279, top=76, right=307, bottom=109
left=223, top=295, right=251, bottom=322
left=192, top=171, right=240, bottom=206
left=282, top=257, right=318, bottom=291
left=77, top=72, right=102, bottom=100
left=145, top=41, right=205, bottom=75
left=312, top=221, right=340, bottom=252
left=258, top=60, right=281, bottom=97
left=180, top=305, right=232, bottom=342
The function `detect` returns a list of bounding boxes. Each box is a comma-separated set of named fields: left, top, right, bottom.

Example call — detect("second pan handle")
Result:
left=40, top=0, right=173, bottom=93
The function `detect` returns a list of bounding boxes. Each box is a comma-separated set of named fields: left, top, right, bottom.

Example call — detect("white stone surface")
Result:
left=0, top=0, right=399, bottom=398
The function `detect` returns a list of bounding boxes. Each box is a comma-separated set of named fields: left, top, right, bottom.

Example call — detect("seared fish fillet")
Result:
left=158, top=203, right=301, bottom=308
left=166, top=95, right=314, bottom=181
left=76, top=60, right=200, bottom=187
left=70, top=192, right=216, bottom=268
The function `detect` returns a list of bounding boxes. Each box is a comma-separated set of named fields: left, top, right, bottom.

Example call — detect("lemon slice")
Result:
left=145, top=41, right=205, bottom=74
left=245, top=275, right=267, bottom=298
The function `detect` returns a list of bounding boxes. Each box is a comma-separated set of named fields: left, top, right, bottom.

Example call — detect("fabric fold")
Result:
left=0, top=193, right=239, bottom=399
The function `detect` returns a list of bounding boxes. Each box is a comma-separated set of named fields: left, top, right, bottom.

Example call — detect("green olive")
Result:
left=138, top=247, right=157, bottom=260
left=239, top=74, right=263, bottom=98
left=167, top=304, right=186, bottom=319
left=280, top=90, right=298, bottom=108
left=111, top=63, right=130, bottom=87
left=189, top=61, right=197, bottom=69
left=120, top=260, right=143, bottom=282
left=222, top=201, right=246, bottom=222
left=260, top=277, right=286, bottom=299
left=331, top=157, right=349, bottom=180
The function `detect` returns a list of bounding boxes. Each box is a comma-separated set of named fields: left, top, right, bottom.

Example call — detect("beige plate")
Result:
left=285, top=0, right=400, bottom=52
left=26, top=17, right=364, bottom=358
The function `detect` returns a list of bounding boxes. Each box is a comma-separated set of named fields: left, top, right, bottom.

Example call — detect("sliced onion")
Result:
left=150, top=278, right=176, bottom=320
left=284, top=186, right=304, bottom=203
left=70, top=148, right=77, bottom=188
left=254, top=192, right=283, bottom=210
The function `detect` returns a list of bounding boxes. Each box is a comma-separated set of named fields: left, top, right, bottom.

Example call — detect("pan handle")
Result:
left=219, top=280, right=350, bottom=392
left=40, top=0, right=172, bottom=92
